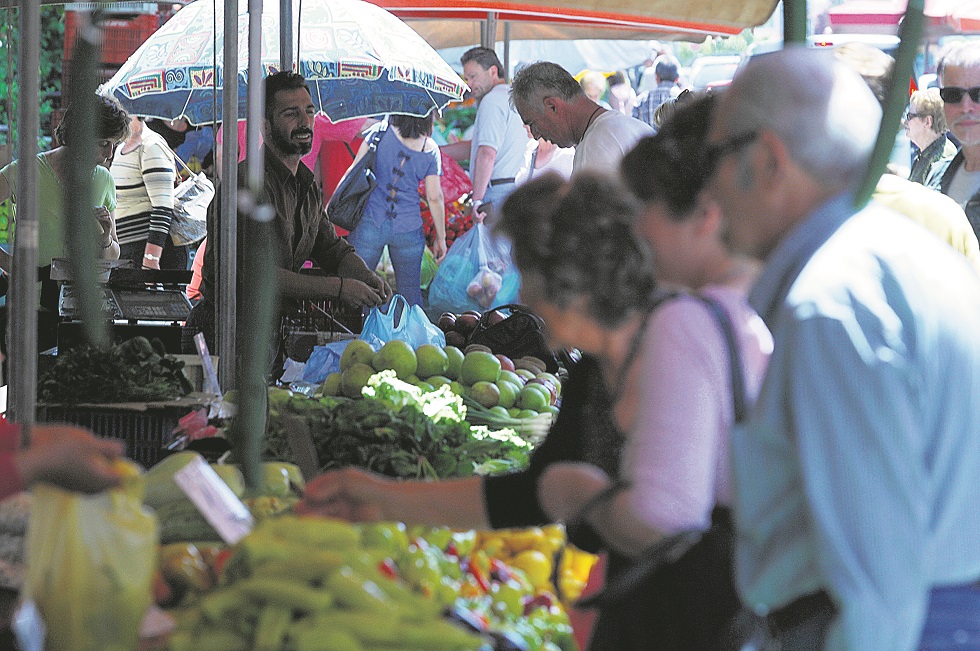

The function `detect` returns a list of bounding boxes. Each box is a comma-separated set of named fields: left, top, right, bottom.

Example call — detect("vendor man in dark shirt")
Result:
left=186, top=71, right=391, bottom=353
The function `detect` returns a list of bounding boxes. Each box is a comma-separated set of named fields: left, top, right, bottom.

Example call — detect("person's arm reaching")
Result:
left=297, top=467, right=491, bottom=530
left=0, top=422, right=124, bottom=500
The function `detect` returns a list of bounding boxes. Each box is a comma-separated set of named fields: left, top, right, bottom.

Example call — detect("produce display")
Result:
left=265, top=375, right=534, bottom=479
left=143, top=451, right=304, bottom=544
left=325, top=338, right=559, bottom=425
left=38, top=336, right=193, bottom=403
left=164, top=515, right=579, bottom=651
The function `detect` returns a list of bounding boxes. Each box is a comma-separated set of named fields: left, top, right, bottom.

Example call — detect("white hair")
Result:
left=721, top=46, right=881, bottom=190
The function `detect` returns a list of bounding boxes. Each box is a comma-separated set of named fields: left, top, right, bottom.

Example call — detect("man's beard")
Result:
left=270, top=124, right=313, bottom=156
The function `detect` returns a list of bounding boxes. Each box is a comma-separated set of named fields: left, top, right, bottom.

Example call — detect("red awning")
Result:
left=826, top=0, right=979, bottom=35
left=365, top=0, right=776, bottom=46
left=948, top=0, right=980, bottom=33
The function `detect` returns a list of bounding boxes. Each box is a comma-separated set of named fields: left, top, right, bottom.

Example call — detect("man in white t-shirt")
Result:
left=937, top=41, right=980, bottom=240
left=510, top=61, right=653, bottom=176
left=459, top=47, right=531, bottom=221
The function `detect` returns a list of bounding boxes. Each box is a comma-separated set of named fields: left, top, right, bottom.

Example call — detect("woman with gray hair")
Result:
left=906, top=87, right=957, bottom=187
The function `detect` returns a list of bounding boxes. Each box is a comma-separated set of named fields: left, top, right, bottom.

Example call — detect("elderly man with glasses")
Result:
left=937, top=42, right=980, bottom=240
left=708, top=46, right=980, bottom=651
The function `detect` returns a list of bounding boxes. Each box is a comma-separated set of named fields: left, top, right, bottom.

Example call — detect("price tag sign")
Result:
left=194, top=332, right=221, bottom=396
left=174, top=456, right=254, bottom=544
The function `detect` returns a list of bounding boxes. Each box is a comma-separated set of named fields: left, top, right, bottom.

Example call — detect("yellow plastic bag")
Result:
left=22, top=460, right=159, bottom=651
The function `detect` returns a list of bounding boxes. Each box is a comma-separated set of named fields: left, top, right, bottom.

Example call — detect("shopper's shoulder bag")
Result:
left=327, top=122, right=388, bottom=232
left=573, top=292, right=746, bottom=651
left=169, top=149, right=214, bottom=246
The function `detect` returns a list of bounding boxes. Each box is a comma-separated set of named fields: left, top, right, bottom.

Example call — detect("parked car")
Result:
left=687, top=55, right=741, bottom=91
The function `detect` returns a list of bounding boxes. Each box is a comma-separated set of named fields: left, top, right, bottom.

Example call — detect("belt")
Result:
left=766, top=590, right=837, bottom=632
left=488, top=177, right=516, bottom=188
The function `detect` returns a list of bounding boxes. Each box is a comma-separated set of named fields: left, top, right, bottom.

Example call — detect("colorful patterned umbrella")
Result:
left=102, top=0, right=468, bottom=126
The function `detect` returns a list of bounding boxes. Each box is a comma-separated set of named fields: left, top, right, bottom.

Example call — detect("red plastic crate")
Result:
left=64, top=11, right=159, bottom=65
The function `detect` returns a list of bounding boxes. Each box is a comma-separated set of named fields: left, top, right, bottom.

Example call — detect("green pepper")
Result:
left=237, top=577, right=334, bottom=613
left=253, top=605, right=293, bottom=651
left=291, top=625, right=364, bottom=651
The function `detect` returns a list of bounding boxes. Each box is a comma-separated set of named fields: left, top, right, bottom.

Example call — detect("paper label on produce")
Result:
left=174, top=456, right=254, bottom=544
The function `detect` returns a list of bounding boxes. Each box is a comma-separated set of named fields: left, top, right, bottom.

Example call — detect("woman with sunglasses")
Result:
left=905, top=88, right=957, bottom=188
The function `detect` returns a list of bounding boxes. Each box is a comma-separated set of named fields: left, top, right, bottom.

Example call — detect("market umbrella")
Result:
left=102, top=0, right=468, bottom=126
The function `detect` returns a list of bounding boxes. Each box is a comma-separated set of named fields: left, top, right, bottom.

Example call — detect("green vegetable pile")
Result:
left=38, top=336, right=193, bottom=404
left=265, top=372, right=534, bottom=480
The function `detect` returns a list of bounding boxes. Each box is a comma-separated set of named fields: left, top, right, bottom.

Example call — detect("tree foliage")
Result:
left=0, top=6, right=66, bottom=146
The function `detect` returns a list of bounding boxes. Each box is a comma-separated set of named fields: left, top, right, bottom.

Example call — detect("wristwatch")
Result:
left=143, top=253, right=161, bottom=262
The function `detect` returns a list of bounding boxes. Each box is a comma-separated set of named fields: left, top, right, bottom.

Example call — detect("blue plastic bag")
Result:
left=360, top=294, right=446, bottom=348
left=428, top=223, right=520, bottom=314
left=301, top=339, right=370, bottom=384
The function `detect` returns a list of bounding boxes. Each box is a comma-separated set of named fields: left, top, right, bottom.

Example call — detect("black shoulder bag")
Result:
left=466, top=303, right=561, bottom=373
left=327, top=123, right=387, bottom=232
left=573, top=293, right=746, bottom=651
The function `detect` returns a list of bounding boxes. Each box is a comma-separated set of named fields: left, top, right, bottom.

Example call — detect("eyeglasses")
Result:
left=902, top=111, right=927, bottom=122
left=939, top=86, right=980, bottom=104
left=705, top=130, right=759, bottom=169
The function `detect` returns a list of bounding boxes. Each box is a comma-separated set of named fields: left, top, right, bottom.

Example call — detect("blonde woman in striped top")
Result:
left=110, top=116, right=184, bottom=269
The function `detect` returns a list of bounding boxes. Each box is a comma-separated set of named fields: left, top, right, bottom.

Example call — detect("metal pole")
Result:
left=481, top=11, right=497, bottom=49
left=855, top=0, right=924, bottom=207
left=783, top=0, right=806, bottom=45
left=8, top=0, right=39, bottom=438
left=279, top=0, right=292, bottom=72
left=503, top=22, right=510, bottom=80
left=246, top=0, right=263, bottom=190
left=62, top=13, right=108, bottom=349
left=218, top=0, right=238, bottom=390
left=233, top=0, right=270, bottom=492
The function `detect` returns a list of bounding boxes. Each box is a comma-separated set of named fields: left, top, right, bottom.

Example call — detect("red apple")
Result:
left=495, top=354, right=515, bottom=372
left=445, top=331, right=467, bottom=348
left=454, top=313, right=480, bottom=335
left=527, top=378, right=558, bottom=405
left=437, top=312, right=457, bottom=332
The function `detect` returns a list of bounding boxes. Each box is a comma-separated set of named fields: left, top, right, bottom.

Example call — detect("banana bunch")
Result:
left=167, top=516, right=486, bottom=651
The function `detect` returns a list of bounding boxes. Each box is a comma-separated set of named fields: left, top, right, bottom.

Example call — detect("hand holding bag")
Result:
left=327, top=123, right=388, bottom=232
left=360, top=294, right=446, bottom=348
left=170, top=150, right=214, bottom=246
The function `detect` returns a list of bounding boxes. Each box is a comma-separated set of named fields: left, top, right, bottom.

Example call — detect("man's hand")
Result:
left=17, top=425, right=125, bottom=494
left=296, top=467, right=389, bottom=522
left=338, top=277, right=385, bottom=309
left=365, top=273, right=394, bottom=304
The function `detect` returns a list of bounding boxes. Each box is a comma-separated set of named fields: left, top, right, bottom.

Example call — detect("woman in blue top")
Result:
left=341, top=112, right=446, bottom=307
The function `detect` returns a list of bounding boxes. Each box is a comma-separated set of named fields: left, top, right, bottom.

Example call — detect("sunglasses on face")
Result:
left=939, top=86, right=980, bottom=104
left=705, top=130, right=760, bottom=170
left=903, top=111, right=927, bottom=122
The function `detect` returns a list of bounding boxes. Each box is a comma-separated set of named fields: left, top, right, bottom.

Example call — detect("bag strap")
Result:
left=695, top=294, right=748, bottom=424
left=376, top=294, right=408, bottom=329
left=572, top=291, right=749, bottom=610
